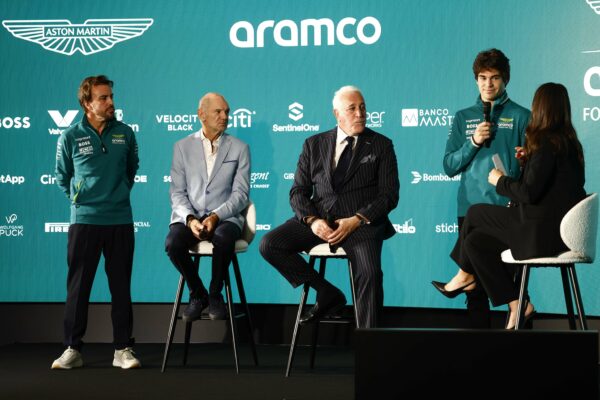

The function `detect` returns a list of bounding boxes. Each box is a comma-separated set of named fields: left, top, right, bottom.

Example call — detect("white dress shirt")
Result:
left=334, top=126, right=358, bottom=167
left=200, top=130, right=222, bottom=179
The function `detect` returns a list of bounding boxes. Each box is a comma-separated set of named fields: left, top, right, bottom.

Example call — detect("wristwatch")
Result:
left=356, top=214, right=368, bottom=226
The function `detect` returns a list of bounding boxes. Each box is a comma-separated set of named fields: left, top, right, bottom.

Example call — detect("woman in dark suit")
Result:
left=434, top=82, right=586, bottom=329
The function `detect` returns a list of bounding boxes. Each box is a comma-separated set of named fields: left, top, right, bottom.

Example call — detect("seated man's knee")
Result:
left=165, top=233, right=188, bottom=257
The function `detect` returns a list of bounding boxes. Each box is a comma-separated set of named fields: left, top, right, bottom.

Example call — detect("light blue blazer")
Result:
left=169, top=130, right=250, bottom=230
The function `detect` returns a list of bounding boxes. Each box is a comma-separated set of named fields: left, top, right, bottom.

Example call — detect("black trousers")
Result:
left=165, top=221, right=240, bottom=298
left=259, top=218, right=383, bottom=328
left=452, top=204, right=520, bottom=307
left=457, top=217, right=492, bottom=329
left=64, top=224, right=135, bottom=351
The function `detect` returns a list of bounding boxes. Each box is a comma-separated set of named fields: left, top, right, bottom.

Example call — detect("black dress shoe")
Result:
left=431, top=280, right=475, bottom=299
left=182, top=295, right=209, bottom=322
left=208, top=294, right=227, bottom=320
left=300, top=289, right=347, bottom=324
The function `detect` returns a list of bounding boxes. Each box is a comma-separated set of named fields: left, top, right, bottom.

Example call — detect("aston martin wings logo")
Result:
left=2, top=19, right=154, bottom=56
left=588, top=0, right=600, bottom=14
left=585, top=1, right=600, bottom=53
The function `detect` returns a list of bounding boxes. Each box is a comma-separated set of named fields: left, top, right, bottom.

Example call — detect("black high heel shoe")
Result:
left=431, top=280, right=475, bottom=299
left=506, top=309, right=537, bottom=330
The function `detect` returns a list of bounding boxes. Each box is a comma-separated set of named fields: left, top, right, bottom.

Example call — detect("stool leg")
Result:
left=232, top=255, right=259, bottom=366
left=285, top=256, right=315, bottom=377
left=567, top=265, right=588, bottom=330
left=347, top=260, right=359, bottom=329
left=310, top=258, right=327, bottom=369
left=514, top=265, right=530, bottom=330
left=182, top=321, right=192, bottom=365
left=560, top=266, right=577, bottom=330
left=162, top=275, right=185, bottom=372
left=225, top=271, right=240, bottom=374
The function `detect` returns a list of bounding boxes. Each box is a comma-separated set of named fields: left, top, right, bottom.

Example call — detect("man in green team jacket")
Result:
left=52, top=75, right=141, bottom=369
left=432, top=49, right=530, bottom=328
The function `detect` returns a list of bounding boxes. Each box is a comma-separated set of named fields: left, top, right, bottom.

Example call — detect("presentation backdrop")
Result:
left=1, top=0, right=599, bottom=315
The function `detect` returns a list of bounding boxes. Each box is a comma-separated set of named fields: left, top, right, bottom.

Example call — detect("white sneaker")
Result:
left=112, top=347, right=141, bottom=369
left=51, top=347, right=83, bottom=369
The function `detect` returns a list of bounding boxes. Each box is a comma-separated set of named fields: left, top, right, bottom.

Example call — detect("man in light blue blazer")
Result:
left=165, top=93, right=250, bottom=321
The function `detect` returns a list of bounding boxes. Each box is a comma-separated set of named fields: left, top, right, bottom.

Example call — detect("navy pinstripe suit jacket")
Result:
left=290, top=127, right=400, bottom=241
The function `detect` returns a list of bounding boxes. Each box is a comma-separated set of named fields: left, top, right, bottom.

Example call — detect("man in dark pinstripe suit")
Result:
left=260, top=86, right=400, bottom=328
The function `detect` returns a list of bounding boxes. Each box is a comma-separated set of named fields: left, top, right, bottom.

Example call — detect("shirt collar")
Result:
left=476, top=90, right=509, bottom=108
left=200, top=130, right=223, bottom=145
left=336, top=126, right=358, bottom=145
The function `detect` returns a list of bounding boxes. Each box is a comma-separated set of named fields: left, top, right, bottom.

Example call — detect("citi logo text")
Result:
left=48, top=110, right=78, bottom=135
left=230, top=16, right=381, bottom=48
left=3, top=19, right=153, bottom=56
left=228, top=109, right=255, bottom=129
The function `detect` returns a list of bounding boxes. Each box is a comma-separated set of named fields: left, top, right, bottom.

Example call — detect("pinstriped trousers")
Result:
left=259, top=218, right=383, bottom=328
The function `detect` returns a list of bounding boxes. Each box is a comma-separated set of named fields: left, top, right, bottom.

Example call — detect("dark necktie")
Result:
left=333, top=136, right=355, bottom=192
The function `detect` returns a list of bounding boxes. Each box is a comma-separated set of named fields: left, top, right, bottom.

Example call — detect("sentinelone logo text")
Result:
left=2, top=19, right=153, bottom=56
left=273, top=102, right=319, bottom=133
left=230, top=16, right=381, bottom=48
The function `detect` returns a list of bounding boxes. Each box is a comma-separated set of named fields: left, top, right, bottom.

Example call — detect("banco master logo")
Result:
left=2, top=19, right=153, bottom=56
left=411, top=171, right=460, bottom=184
left=230, top=16, right=381, bottom=48
left=48, top=110, right=78, bottom=135
left=402, top=108, right=453, bottom=128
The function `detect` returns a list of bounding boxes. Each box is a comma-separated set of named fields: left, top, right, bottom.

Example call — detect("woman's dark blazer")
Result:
left=495, top=135, right=586, bottom=260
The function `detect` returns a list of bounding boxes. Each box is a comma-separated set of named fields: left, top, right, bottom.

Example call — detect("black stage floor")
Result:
left=0, top=343, right=353, bottom=400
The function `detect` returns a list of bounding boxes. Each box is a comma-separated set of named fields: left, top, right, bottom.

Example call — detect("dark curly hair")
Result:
left=472, top=48, right=510, bottom=84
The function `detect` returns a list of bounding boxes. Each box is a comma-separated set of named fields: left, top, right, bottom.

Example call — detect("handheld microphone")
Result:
left=482, top=101, right=491, bottom=148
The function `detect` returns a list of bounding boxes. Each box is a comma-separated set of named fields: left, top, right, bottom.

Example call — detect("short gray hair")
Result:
left=198, top=92, right=226, bottom=111
left=332, top=85, right=362, bottom=111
